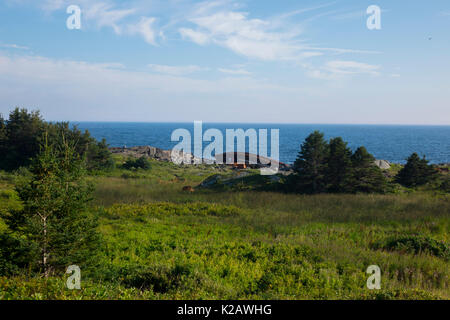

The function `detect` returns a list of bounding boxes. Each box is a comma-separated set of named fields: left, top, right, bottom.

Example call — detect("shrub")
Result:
left=121, top=264, right=192, bottom=293
left=122, top=156, right=151, bottom=170
left=374, top=235, right=449, bottom=260
left=395, top=153, right=437, bottom=187
left=0, top=233, right=37, bottom=276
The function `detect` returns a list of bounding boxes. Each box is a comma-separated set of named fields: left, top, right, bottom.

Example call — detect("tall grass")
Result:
left=1, top=162, right=448, bottom=299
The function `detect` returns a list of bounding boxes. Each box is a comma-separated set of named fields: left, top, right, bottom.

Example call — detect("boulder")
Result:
left=374, top=160, right=391, bottom=170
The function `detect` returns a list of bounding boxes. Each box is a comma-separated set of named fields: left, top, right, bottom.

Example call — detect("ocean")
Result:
left=74, top=122, right=450, bottom=164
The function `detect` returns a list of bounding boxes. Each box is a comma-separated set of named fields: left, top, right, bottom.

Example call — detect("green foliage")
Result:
left=396, top=153, right=437, bottom=188
left=0, top=108, right=44, bottom=170
left=292, top=131, right=329, bottom=193
left=122, top=156, right=151, bottom=170
left=5, top=137, right=101, bottom=276
left=350, top=147, right=387, bottom=193
left=0, top=185, right=449, bottom=299
left=0, top=233, right=37, bottom=276
left=0, top=189, right=23, bottom=217
left=0, top=108, right=113, bottom=172
left=325, top=137, right=353, bottom=193
left=0, top=126, right=448, bottom=299
left=439, top=176, right=450, bottom=193
left=86, top=138, right=115, bottom=171
left=291, top=133, right=387, bottom=194
left=374, top=236, right=449, bottom=260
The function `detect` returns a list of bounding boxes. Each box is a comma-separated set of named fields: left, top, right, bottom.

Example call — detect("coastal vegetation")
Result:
left=0, top=109, right=448, bottom=300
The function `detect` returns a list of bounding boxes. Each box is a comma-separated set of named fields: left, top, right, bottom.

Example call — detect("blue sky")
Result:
left=0, top=0, right=449, bottom=124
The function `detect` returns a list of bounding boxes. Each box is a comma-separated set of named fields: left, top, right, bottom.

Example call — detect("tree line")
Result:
left=0, top=108, right=114, bottom=172
left=288, top=131, right=440, bottom=194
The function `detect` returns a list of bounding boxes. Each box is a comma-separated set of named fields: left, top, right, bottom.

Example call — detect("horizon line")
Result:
left=53, top=120, right=450, bottom=127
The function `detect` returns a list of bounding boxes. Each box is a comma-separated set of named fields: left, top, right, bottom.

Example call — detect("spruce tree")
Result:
left=6, top=133, right=100, bottom=277
left=395, top=153, right=436, bottom=187
left=293, top=131, right=329, bottom=193
left=2, top=108, right=44, bottom=170
left=350, top=147, right=386, bottom=193
left=325, top=137, right=353, bottom=193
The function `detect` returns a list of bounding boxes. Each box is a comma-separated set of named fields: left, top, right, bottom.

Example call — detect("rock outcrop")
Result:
left=109, top=146, right=200, bottom=163
left=374, top=160, right=391, bottom=170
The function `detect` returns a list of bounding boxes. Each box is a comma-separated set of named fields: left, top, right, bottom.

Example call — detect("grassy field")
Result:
left=0, top=159, right=449, bottom=299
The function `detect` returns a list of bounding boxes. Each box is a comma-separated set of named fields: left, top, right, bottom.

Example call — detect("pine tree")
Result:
left=293, top=131, right=329, bottom=193
left=6, top=133, right=100, bottom=277
left=2, top=108, right=44, bottom=170
left=325, top=137, right=353, bottom=193
left=350, top=147, right=386, bottom=193
left=395, top=153, right=436, bottom=187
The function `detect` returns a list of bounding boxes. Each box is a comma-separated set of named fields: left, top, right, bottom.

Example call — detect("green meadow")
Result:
left=0, top=158, right=449, bottom=300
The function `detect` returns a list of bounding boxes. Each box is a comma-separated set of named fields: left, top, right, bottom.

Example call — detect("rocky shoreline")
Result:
left=109, top=146, right=404, bottom=171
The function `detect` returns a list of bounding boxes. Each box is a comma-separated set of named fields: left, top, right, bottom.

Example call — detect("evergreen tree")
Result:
left=86, top=138, right=115, bottom=171
left=6, top=134, right=100, bottom=277
left=395, top=153, right=436, bottom=187
left=0, top=108, right=114, bottom=171
left=350, top=147, right=386, bottom=193
left=293, top=131, right=329, bottom=193
left=325, top=137, right=353, bottom=193
left=1, top=108, right=44, bottom=170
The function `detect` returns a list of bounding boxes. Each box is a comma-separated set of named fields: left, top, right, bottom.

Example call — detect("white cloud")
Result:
left=179, top=28, right=210, bottom=45
left=307, top=60, right=381, bottom=79
left=148, top=64, right=207, bottom=75
left=187, top=9, right=307, bottom=61
left=0, top=53, right=296, bottom=98
left=10, top=0, right=379, bottom=60
left=128, top=17, right=157, bottom=45
left=42, top=0, right=65, bottom=11
left=178, top=2, right=379, bottom=61
left=0, top=53, right=314, bottom=121
left=326, top=60, right=380, bottom=75
left=1, top=43, right=29, bottom=50
left=84, top=2, right=136, bottom=34
left=218, top=67, right=251, bottom=75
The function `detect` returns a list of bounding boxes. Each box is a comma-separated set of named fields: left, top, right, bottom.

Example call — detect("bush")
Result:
left=374, top=235, right=449, bottom=260
left=121, top=264, right=192, bottom=293
left=122, top=157, right=151, bottom=170
left=395, top=153, right=437, bottom=188
left=0, top=233, right=37, bottom=276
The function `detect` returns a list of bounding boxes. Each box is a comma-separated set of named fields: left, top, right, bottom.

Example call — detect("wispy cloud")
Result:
left=308, top=60, right=381, bottom=79
left=179, top=4, right=307, bottom=61
left=84, top=2, right=136, bottom=34
left=1, top=43, right=29, bottom=50
left=148, top=64, right=208, bottom=75
left=179, top=28, right=210, bottom=45
left=9, top=0, right=380, bottom=62
left=127, top=17, right=157, bottom=45
left=218, top=67, right=251, bottom=75
left=178, top=1, right=380, bottom=61
left=331, top=10, right=365, bottom=21
left=0, top=53, right=309, bottom=121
